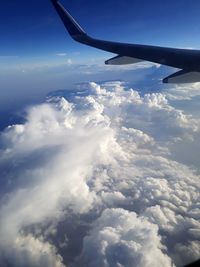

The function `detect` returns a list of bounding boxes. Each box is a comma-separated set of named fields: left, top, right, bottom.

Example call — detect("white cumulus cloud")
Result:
left=74, top=208, right=173, bottom=267
left=0, top=81, right=199, bottom=267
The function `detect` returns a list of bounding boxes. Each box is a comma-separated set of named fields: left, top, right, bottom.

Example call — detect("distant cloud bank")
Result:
left=0, top=81, right=199, bottom=267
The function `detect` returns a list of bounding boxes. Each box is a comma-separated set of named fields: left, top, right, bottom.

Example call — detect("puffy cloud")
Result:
left=74, top=208, right=173, bottom=267
left=0, top=96, right=112, bottom=266
left=0, top=234, right=65, bottom=267
left=0, top=81, right=199, bottom=267
left=166, top=83, right=200, bottom=100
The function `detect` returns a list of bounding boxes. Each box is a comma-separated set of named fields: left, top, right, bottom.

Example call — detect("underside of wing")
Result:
left=163, top=70, right=200, bottom=83
left=105, top=55, right=143, bottom=65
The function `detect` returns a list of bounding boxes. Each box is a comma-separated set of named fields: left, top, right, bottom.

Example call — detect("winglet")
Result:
left=51, top=0, right=86, bottom=39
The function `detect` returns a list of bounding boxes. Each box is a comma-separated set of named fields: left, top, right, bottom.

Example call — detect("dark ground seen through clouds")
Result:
left=0, top=79, right=199, bottom=267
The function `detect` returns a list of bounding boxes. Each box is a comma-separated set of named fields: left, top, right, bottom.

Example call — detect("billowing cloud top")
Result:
left=0, top=81, right=199, bottom=267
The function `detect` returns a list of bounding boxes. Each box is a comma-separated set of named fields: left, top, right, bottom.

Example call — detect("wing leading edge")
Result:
left=51, top=0, right=200, bottom=83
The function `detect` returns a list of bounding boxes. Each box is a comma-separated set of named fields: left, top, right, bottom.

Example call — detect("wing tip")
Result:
left=51, top=0, right=86, bottom=38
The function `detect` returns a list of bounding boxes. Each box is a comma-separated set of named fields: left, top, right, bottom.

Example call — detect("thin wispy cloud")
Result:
left=56, top=53, right=67, bottom=57
left=0, top=56, right=19, bottom=58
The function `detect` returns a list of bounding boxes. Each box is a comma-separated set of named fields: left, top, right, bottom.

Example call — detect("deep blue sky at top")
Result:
left=1, top=0, right=200, bottom=63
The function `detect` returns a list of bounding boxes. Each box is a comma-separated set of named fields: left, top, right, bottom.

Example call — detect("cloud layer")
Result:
left=0, top=81, right=199, bottom=267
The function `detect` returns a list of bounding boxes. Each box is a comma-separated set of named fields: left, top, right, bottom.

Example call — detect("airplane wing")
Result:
left=51, top=0, right=200, bottom=83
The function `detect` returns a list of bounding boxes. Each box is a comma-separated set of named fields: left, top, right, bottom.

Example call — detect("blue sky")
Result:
left=1, top=0, right=200, bottom=128
left=1, top=0, right=200, bottom=60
